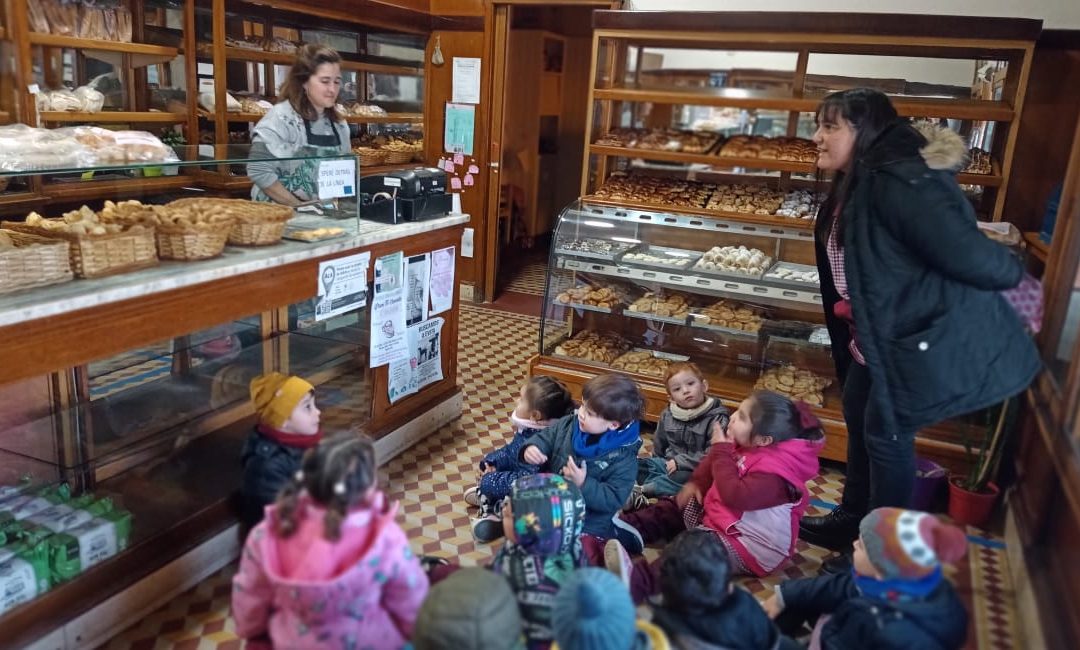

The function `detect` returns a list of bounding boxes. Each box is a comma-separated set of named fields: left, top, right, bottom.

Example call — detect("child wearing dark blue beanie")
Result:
left=550, top=567, right=667, bottom=650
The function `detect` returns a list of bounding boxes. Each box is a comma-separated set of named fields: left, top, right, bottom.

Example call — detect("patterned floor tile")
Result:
left=502, top=261, right=549, bottom=296
left=100, top=276, right=1021, bottom=649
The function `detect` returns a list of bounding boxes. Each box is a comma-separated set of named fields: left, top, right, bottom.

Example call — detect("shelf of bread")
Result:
left=38, top=111, right=187, bottom=124
left=219, top=46, right=422, bottom=76
left=589, top=144, right=815, bottom=174
left=592, top=84, right=1015, bottom=122
left=573, top=199, right=815, bottom=240
left=345, top=113, right=424, bottom=124
left=28, top=33, right=178, bottom=66
left=41, top=176, right=193, bottom=202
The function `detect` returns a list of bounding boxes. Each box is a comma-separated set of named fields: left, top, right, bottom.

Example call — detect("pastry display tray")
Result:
left=614, top=244, right=702, bottom=272
left=760, top=261, right=821, bottom=289
left=282, top=227, right=348, bottom=242
left=554, top=237, right=637, bottom=262
left=623, top=308, right=689, bottom=326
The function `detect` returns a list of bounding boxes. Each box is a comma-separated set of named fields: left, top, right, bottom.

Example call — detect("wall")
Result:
left=626, top=0, right=1080, bottom=28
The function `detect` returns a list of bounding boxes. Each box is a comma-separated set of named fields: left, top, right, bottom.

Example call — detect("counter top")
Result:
left=0, top=214, right=469, bottom=327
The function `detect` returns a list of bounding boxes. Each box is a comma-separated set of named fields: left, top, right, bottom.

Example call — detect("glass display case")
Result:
left=538, top=199, right=835, bottom=412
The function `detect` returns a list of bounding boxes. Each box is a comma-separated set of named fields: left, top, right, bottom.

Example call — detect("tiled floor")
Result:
left=100, top=296, right=1023, bottom=649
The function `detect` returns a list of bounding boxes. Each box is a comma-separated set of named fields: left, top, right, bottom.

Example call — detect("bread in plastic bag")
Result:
left=28, top=0, right=51, bottom=33
left=0, top=125, right=87, bottom=172
left=41, top=0, right=78, bottom=36
left=75, top=86, right=106, bottom=112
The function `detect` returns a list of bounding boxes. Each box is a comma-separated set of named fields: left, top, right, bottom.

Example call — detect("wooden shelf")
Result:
left=38, top=111, right=188, bottom=124
left=590, top=143, right=815, bottom=174
left=0, top=111, right=10, bottom=124
left=42, top=176, right=195, bottom=203
left=582, top=195, right=816, bottom=232
left=593, top=84, right=1015, bottom=121
left=28, top=33, right=178, bottom=66
left=0, top=191, right=48, bottom=216
left=360, top=163, right=423, bottom=176
left=346, top=113, right=424, bottom=124
left=218, top=46, right=422, bottom=76
left=956, top=159, right=1004, bottom=187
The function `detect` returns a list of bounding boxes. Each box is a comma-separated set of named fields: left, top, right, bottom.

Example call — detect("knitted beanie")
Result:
left=249, top=372, right=313, bottom=429
left=551, top=568, right=636, bottom=650
left=859, top=508, right=968, bottom=580
left=412, top=568, right=523, bottom=650
left=510, top=473, right=585, bottom=557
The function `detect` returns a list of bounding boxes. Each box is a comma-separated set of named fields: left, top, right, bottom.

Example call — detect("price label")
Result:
left=317, top=159, right=357, bottom=200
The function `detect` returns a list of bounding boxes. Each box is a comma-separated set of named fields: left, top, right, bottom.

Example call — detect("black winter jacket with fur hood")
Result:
left=814, top=121, right=1040, bottom=433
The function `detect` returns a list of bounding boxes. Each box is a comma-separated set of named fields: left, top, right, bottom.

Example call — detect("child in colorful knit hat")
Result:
left=239, top=372, right=322, bottom=529
left=492, top=473, right=587, bottom=648
left=550, top=567, right=668, bottom=650
left=763, top=507, right=969, bottom=650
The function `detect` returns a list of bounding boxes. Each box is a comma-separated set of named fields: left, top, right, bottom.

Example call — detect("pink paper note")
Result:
left=468, top=164, right=480, bottom=174
left=453, top=153, right=465, bottom=165
left=450, top=177, right=463, bottom=190
left=444, top=161, right=455, bottom=173
left=463, top=173, right=475, bottom=186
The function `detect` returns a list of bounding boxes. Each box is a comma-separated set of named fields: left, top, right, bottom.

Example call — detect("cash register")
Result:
left=357, top=167, right=452, bottom=223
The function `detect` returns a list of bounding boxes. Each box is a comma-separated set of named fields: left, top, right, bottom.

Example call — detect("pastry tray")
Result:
left=689, top=261, right=767, bottom=282
left=282, top=227, right=349, bottom=242
left=622, top=308, right=690, bottom=326
left=550, top=299, right=617, bottom=315
left=614, top=244, right=702, bottom=272
left=760, top=261, right=821, bottom=288
left=554, top=237, right=636, bottom=262
left=687, top=315, right=762, bottom=339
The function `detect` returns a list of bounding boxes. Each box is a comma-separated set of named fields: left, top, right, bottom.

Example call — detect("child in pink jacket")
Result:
left=232, top=433, right=428, bottom=649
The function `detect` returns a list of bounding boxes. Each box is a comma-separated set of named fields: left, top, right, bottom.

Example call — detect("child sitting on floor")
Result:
left=626, top=528, right=800, bottom=650
left=469, top=376, right=576, bottom=543
left=232, top=434, right=428, bottom=649
left=763, top=508, right=969, bottom=650
left=492, top=473, right=587, bottom=648
left=412, top=568, right=525, bottom=650
left=522, top=373, right=645, bottom=564
left=239, top=372, right=323, bottom=529
left=550, top=567, right=668, bottom=650
left=607, top=390, right=824, bottom=586
left=632, top=362, right=729, bottom=505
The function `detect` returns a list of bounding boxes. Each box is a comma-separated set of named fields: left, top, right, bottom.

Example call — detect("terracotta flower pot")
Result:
left=947, top=477, right=1000, bottom=528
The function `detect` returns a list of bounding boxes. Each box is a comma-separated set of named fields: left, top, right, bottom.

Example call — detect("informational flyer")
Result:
left=369, top=252, right=409, bottom=367
left=388, top=317, right=445, bottom=403
left=444, top=103, right=475, bottom=156
left=452, top=57, right=482, bottom=104
left=405, top=253, right=430, bottom=327
left=429, top=246, right=456, bottom=315
left=315, top=252, right=370, bottom=322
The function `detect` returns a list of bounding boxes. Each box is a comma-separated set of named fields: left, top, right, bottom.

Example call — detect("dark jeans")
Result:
left=840, top=362, right=915, bottom=514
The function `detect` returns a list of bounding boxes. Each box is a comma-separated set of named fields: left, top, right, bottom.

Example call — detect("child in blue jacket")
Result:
left=468, top=376, right=575, bottom=542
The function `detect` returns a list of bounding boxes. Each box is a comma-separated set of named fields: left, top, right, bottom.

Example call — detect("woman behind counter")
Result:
left=248, top=44, right=351, bottom=206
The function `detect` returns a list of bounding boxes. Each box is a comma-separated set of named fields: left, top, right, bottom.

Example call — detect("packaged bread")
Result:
left=41, top=0, right=78, bottom=36
left=27, top=0, right=51, bottom=33
left=0, top=124, right=85, bottom=172
left=74, top=86, right=105, bottom=112
left=115, top=7, right=132, bottom=43
left=78, top=4, right=108, bottom=40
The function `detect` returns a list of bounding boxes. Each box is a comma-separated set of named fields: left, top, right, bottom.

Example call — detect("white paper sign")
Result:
left=370, top=252, right=409, bottom=367
left=405, top=253, right=430, bottom=327
left=316, top=252, right=371, bottom=322
left=429, top=246, right=456, bottom=315
left=452, top=57, right=482, bottom=104
left=388, top=317, right=445, bottom=403
left=317, top=158, right=357, bottom=200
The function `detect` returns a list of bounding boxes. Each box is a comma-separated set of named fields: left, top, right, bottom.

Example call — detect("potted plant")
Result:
left=948, top=397, right=1018, bottom=527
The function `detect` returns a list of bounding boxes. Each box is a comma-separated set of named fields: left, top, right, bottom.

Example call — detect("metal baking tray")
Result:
left=623, top=308, right=690, bottom=326
left=687, top=316, right=762, bottom=339
left=761, top=261, right=821, bottom=288
left=689, top=260, right=767, bottom=282
left=550, top=298, right=617, bottom=315
left=283, top=227, right=348, bottom=242
left=554, top=237, right=636, bottom=262
left=615, top=244, right=702, bottom=272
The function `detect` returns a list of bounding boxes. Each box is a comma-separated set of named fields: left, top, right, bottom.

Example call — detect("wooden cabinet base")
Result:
left=529, top=354, right=972, bottom=473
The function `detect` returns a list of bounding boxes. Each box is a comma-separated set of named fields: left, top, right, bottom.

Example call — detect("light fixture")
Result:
left=431, top=36, right=445, bottom=66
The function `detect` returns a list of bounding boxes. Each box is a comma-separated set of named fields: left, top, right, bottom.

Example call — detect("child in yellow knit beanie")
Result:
left=239, top=372, right=322, bottom=529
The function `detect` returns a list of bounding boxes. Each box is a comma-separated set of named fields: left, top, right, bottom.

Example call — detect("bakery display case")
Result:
left=0, top=143, right=465, bottom=644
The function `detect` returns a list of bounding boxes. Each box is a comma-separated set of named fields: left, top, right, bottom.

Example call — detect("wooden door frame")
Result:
left=479, top=0, right=617, bottom=303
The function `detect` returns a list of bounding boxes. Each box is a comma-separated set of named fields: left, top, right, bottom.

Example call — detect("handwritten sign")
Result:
left=317, top=159, right=357, bottom=200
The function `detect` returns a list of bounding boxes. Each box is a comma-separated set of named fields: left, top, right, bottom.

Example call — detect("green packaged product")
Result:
left=0, top=476, right=33, bottom=502
left=53, top=512, right=129, bottom=577
left=47, top=534, right=81, bottom=585
left=101, top=508, right=132, bottom=551
left=0, top=495, right=53, bottom=521
left=35, top=483, right=71, bottom=504
left=0, top=540, right=51, bottom=614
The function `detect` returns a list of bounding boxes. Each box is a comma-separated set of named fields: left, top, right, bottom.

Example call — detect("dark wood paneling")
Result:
left=592, top=11, right=1043, bottom=41
left=424, top=30, right=487, bottom=291
left=1003, top=43, right=1080, bottom=232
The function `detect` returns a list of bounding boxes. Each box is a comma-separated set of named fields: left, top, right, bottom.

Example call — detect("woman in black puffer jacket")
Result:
left=797, top=88, right=1040, bottom=560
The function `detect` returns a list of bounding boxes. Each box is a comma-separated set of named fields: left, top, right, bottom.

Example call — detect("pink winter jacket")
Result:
left=232, top=491, right=429, bottom=649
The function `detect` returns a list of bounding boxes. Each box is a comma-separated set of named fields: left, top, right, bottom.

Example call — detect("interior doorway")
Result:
left=484, top=3, right=609, bottom=302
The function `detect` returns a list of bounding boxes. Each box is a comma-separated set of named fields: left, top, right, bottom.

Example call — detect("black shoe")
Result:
left=820, top=552, right=852, bottom=575
left=799, top=506, right=862, bottom=551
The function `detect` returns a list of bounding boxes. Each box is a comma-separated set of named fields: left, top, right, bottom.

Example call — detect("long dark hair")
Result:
left=274, top=433, right=377, bottom=541
left=746, top=390, right=824, bottom=443
left=814, top=88, right=908, bottom=237
left=281, top=43, right=343, bottom=123
left=523, top=376, right=576, bottom=420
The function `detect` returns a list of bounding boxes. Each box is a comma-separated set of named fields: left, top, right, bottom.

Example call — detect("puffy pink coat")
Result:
left=232, top=491, right=428, bottom=649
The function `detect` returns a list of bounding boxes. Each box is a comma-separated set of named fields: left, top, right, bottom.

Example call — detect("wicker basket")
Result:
left=0, top=230, right=74, bottom=294
left=155, top=221, right=235, bottom=260
left=167, top=198, right=293, bottom=246
left=1, top=221, right=158, bottom=279
left=383, top=149, right=414, bottom=164
left=354, top=148, right=388, bottom=166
